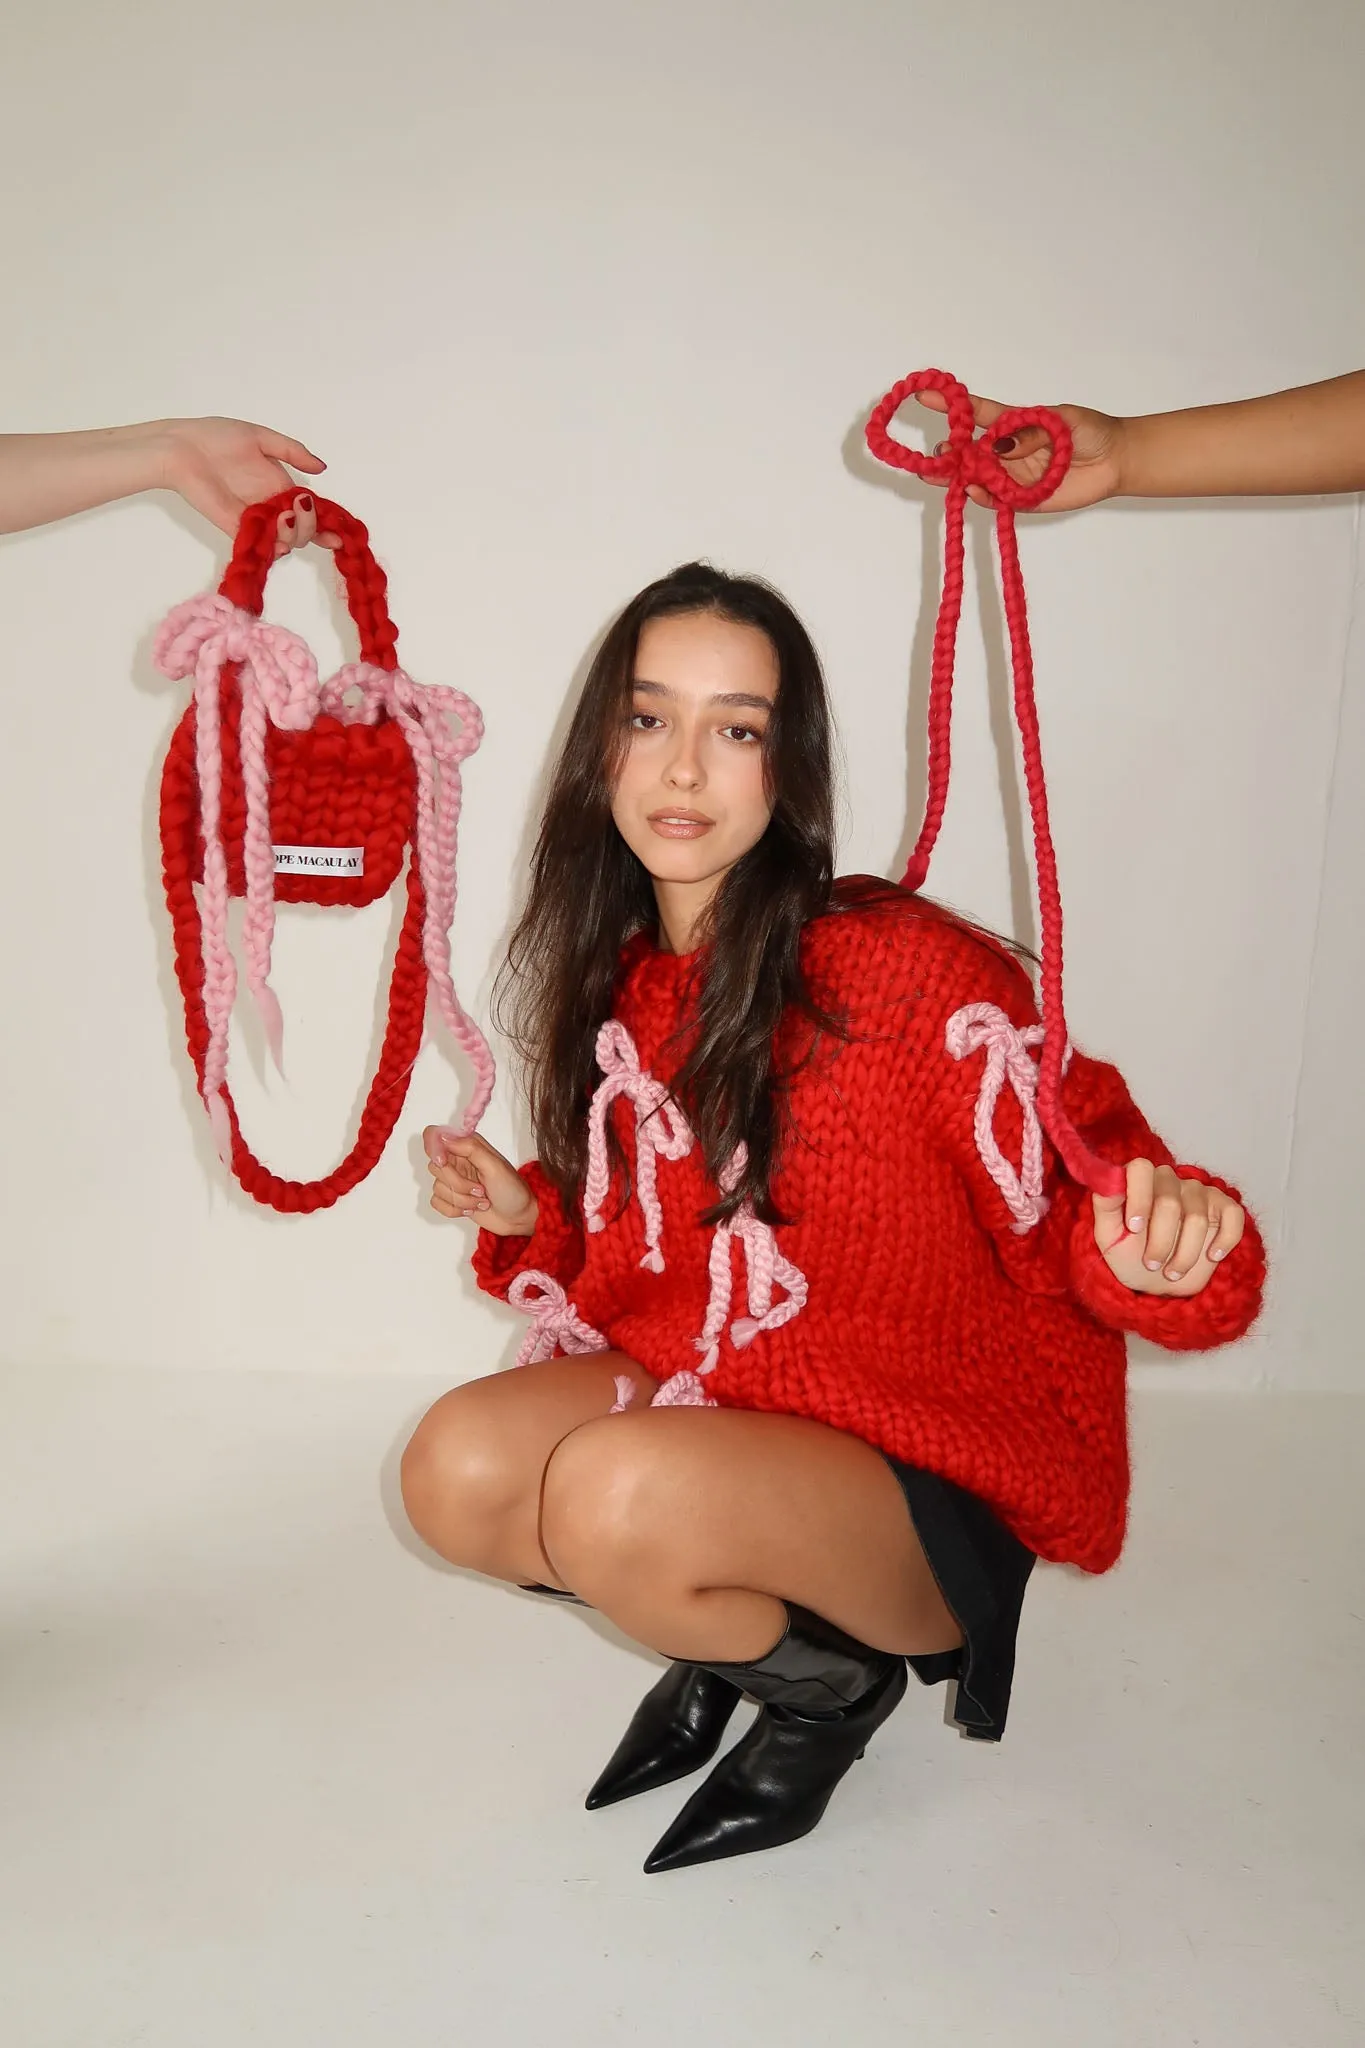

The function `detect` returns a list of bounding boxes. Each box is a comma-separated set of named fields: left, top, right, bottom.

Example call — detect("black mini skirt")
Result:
left=882, top=1456, right=1037, bottom=1742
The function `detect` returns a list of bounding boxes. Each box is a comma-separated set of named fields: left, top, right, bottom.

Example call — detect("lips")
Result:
left=647, top=808, right=715, bottom=840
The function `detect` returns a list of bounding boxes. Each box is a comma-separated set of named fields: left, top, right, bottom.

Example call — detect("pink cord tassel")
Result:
left=155, top=595, right=321, bottom=1129
left=323, top=662, right=497, bottom=1136
left=676, top=1143, right=808, bottom=1394
left=945, top=1001, right=1056, bottom=1233
left=692, top=1203, right=741, bottom=1375
left=183, top=616, right=234, bottom=1141
left=730, top=1219, right=809, bottom=1347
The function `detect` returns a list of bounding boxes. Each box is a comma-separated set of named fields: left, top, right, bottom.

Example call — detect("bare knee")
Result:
left=540, top=1417, right=677, bottom=1602
left=400, top=1384, right=528, bottom=1572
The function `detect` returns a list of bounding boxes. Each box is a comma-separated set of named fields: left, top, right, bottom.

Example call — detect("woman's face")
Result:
left=610, top=610, right=778, bottom=923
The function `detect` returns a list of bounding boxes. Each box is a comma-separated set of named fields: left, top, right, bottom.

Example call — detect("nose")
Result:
left=663, top=719, right=704, bottom=791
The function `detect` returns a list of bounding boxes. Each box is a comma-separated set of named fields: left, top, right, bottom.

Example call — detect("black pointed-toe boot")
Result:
left=643, top=1604, right=908, bottom=1874
left=586, top=1662, right=745, bottom=1810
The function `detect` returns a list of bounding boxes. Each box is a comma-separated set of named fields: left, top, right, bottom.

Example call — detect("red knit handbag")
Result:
left=865, top=367, right=1124, bottom=1200
left=155, top=491, right=494, bottom=1212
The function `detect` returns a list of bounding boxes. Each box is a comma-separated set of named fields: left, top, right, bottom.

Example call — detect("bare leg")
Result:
left=539, top=1407, right=963, bottom=1662
left=403, top=1371, right=967, bottom=1866
left=399, top=1353, right=658, bottom=1588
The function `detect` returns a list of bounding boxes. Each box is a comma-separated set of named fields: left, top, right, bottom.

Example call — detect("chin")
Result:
left=639, top=848, right=728, bottom=886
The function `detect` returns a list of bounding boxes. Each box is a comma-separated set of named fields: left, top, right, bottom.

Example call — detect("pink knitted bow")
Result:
left=576, top=1030, right=809, bottom=1412
left=154, top=594, right=323, bottom=1159
left=692, top=1145, right=809, bottom=1371
left=508, top=1271, right=609, bottom=1367
left=583, top=1022, right=694, bottom=1272
left=649, top=1145, right=809, bottom=1406
left=945, top=1001, right=1058, bottom=1232
left=320, top=662, right=495, bottom=1137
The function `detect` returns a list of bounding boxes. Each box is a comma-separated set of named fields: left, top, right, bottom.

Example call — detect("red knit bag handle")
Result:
left=159, top=492, right=431, bottom=1213
left=864, top=368, right=1124, bottom=1201
left=219, top=494, right=400, bottom=667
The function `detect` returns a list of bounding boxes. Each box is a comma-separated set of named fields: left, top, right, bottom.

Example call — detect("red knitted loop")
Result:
left=864, top=368, right=1123, bottom=1201
left=165, top=854, right=429, bottom=1212
left=159, top=492, right=430, bottom=1211
left=865, top=369, right=1072, bottom=512
left=219, top=491, right=400, bottom=669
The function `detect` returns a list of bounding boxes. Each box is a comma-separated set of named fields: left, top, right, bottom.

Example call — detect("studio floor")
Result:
left=0, top=1365, right=1360, bottom=2048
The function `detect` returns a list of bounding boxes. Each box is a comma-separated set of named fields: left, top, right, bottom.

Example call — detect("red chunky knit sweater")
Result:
left=474, top=887, right=1265, bottom=1572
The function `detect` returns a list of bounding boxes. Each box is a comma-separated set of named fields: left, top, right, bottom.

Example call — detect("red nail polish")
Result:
left=299, top=494, right=313, bottom=511
left=993, top=436, right=1018, bottom=455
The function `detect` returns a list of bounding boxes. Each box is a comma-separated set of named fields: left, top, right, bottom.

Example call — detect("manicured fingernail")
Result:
left=299, top=494, right=313, bottom=510
left=1210, top=1247, right=1226, bottom=1261
left=994, top=435, right=1018, bottom=454
left=1127, top=1216, right=1144, bottom=1232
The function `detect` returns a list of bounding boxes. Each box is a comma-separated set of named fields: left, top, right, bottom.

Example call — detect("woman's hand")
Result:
left=156, top=417, right=340, bottom=555
left=0, top=417, right=338, bottom=545
left=1092, top=1161, right=1245, bottom=1297
left=913, top=388, right=1126, bottom=512
left=423, top=1128, right=539, bottom=1237
left=268, top=491, right=338, bottom=557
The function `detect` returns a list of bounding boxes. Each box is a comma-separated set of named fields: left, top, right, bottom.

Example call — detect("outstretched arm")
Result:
left=916, top=370, right=1365, bottom=510
left=0, top=415, right=335, bottom=549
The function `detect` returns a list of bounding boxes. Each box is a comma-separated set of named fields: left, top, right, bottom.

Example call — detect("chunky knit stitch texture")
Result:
left=474, top=889, right=1266, bottom=1572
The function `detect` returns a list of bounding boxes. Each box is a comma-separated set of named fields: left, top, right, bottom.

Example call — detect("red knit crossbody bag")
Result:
left=156, top=491, right=493, bottom=1212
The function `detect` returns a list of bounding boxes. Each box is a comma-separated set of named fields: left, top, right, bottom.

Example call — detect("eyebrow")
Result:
left=631, top=678, right=775, bottom=713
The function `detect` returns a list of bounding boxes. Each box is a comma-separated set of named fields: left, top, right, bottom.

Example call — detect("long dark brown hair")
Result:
left=497, top=561, right=843, bottom=1223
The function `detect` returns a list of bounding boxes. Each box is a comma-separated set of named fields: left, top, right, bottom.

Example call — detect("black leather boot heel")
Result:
left=643, top=1603, right=908, bottom=1873
left=586, top=1662, right=744, bottom=1810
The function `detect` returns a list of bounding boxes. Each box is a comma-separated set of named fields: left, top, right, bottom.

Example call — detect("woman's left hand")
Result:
left=1093, top=1161, right=1245, bottom=1296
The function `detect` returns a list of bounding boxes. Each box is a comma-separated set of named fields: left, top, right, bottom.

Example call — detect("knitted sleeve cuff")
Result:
left=470, top=1161, right=585, bottom=1301
left=1068, top=1170, right=1267, bottom=1353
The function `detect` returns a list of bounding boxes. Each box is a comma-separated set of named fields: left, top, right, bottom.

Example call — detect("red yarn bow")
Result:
left=865, top=368, right=1123, bottom=1201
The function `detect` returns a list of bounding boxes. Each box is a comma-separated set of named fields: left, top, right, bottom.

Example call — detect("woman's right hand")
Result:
left=156, top=417, right=340, bottom=551
left=914, top=388, right=1126, bottom=512
left=423, top=1128, right=539, bottom=1237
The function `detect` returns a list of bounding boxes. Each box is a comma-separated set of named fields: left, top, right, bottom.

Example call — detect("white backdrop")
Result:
left=1, top=0, right=1361, bottom=1389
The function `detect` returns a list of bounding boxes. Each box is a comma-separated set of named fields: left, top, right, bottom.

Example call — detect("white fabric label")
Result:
left=273, top=846, right=365, bottom=877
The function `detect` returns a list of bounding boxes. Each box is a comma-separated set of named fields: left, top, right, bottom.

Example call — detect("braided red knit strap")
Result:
left=159, top=492, right=434, bottom=1213
left=864, top=368, right=1123, bottom=1201
left=219, top=494, right=399, bottom=665
left=165, top=856, right=429, bottom=1213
